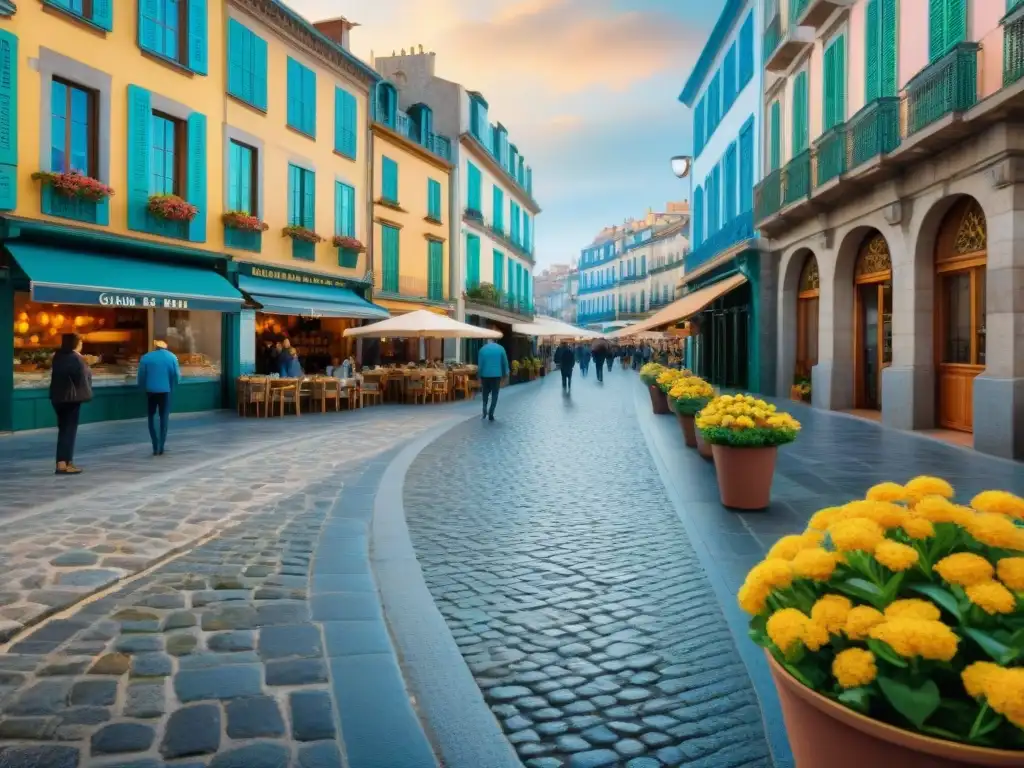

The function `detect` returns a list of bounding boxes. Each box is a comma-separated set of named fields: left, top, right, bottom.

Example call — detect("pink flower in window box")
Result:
left=282, top=225, right=324, bottom=244
left=332, top=235, right=366, bottom=252
left=222, top=210, right=270, bottom=232
left=32, top=170, right=115, bottom=202
left=147, top=194, right=198, bottom=222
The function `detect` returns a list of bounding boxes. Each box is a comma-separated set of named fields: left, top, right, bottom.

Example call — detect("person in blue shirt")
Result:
left=137, top=340, right=181, bottom=456
left=476, top=338, right=509, bottom=421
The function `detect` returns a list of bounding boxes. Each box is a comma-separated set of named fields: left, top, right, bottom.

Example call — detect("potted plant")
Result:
left=148, top=194, right=198, bottom=222
left=283, top=225, right=323, bottom=243
left=791, top=376, right=812, bottom=403
left=667, top=376, right=716, bottom=448
left=740, top=479, right=1024, bottom=767
left=32, top=170, right=114, bottom=202
left=332, top=235, right=366, bottom=253
left=639, top=363, right=668, bottom=413
left=222, top=210, right=269, bottom=232
left=650, top=368, right=685, bottom=415
left=510, top=359, right=521, bottom=383
left=696, top=394, right=801, bottom=509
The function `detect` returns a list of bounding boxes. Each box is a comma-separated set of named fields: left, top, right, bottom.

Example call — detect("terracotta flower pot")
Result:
left=710, top=444, right=777, bottom=510
left=767, top=653, right=1022, bottom=767
left=790, top=384, right=804, bottom=402
left=694, top=428, right=713, bottom=460
left=648, top=385, right=670, bottom=415
left=677, top=413, right=697, bottom=447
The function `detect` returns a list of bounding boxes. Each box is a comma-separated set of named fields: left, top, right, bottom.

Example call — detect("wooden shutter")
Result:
left=429, top=241, right=444, bottom=300
left=712, top=164, right=721, bottom=231
left=227, top=20, right=245, bottom=103
left=723, top=45, right=737, bottom=109
left=428, top=179, right=441, bottom=220
left=769, top=100, right=781, bottom=172
left=467, top=162, right=480, bottom=210
left=0, top=30, right=17, bottom=211
left=693, top=186, right=703, bottom=245
left=739, top=122, right=753, bottom=213
left=335, top=182, right=355, bottom=237
left=739, top=12, right=754, bottom=86
left=188, top=0, right=208, bottom=75
left=186, top=112, right=207, bottom=242
left=493, top=250, right=503, bottom=291
left=92, top=0, right=113, bottom=30
left=881, top=0, right=897, bottom=97
left=125, top=85, right=151, bottom=231
left=301, top=169, right=315, bottom=230
left=382, top=157, right=398, bottom=202
left=492, top=185, right=503, bottom=229
left=824, top=35, right=846, bottom=130
left=335, top=87, right=357, bottom=158
left=929, top=0, right=946, bottom=61
left=508, top=258, right=514, bottom=297
left=865, top=0, right=880, bottom=102
left=382, top=225, right=399, bottom=292
left=253, top=34, right=268, bottom=111
left=694, top=98, right=705, bottom=156
left=138, top=0, right=159, bottom=55
left=288, top=165, right=300, bottom=225
left=303, top=68, right=316, bottom=137
left=792, top=71, right=808, bottom=153
left=287, top=58, right=300, bottom=130
left=724, top=143, right=737, bottom=221
left=945, top=0, right=966, bottom=51
left=466, top=234, right=480, bottom=288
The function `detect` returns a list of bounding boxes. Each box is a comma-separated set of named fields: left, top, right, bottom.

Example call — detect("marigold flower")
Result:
left=808, top=507, right=843, bottom=531
left=810, top=595, right=852, bottom=634
left=967, top=513, right=1024, bottom=550
left=866, top=482, right=908, bottom=503
left=934, top=552, right=995, bottom=587
left=901, top=516, right=935, bottom=540
left=970, top=490, right=1024, bottom=520
left=868, top=618, right=960, bottom=662
left=746, top=559, right=794, bottom=590
left=737, top=580, right=771, bottom=615
left=766, top=608, right=809, bottom=654
left=985, top=667, right=1024, bottom=729
left=833, top=648, right=878, bottom=689
left=791, top=548, right=840, bottom=581
left=828, top=518, right=884, bottom=552
left=843, top=500, right=906, bottom=530
left=965, top=580, right=1017, bottom=615
left=904, top=476, right=955, bottom=504
left=962, top=661, right=1003, bottom=698
left=884, top=599, right=940, bottom=621
left=803, top=620, right=830, bottom=651
left=997, top=557, right=1024, bottom=591
left=767, top=532, right=823, bottom=562
left=912, top=496, right=972, bottom=525
left=874, top=540, right=920, bottom=572
left=844, top=606, right=885, bottom=640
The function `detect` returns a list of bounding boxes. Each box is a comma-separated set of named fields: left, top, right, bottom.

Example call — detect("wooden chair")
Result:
left=236, top=377, right=249, bottom=416
left=360, top=375, right=384, bottom=407
left=405, top=373, right=427, bottom=404
left=452, top=372, right=471, bottom=401
left=467, top=374, right=481, bottom=399
left=269, top=379, right=301, bottom=416
left=241, top=377, right=270, bottom=417
left=320, top=378, right=343, bottom=412
left=339, top=380, right=358, bottom=410
left=428, top=373, right=449, bottom=403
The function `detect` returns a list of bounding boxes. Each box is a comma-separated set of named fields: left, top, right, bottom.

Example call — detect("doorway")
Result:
left=795, top=254, right=819, bottom=381
left=934, top=198, right=987, bottom=432
left=853, top=234, right=892, bottom=411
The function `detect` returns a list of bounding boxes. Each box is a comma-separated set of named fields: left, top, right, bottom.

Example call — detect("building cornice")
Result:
left=229, top=0, right=379, bottom=88
left=371, top=122, right=454, bottom=171
left=679, top=0, right=747, bottom=106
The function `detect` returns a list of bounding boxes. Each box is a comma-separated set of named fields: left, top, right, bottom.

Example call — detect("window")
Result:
left=287, top=57, right=316, bottom=137
left=227, top=19, right=267, bottom=111
left=739, top=118, right=754, bottom=213
left=707, top=71, right=721, bottom=133
left=492, top=185, right=504, bottom=230
left=493, top=249, right=504, bottom=291
left=427, top=178, right=442, bottom=221
left=428, top=241, right=444, bottom=300
left=724, top=142, right=737, bottom=221
left=381, top=224, right=399, bottom=292
left=523, top=214, right=531, bottom=253
left=769, top=100, right=781, bottom=172
left=288, top=163, right=314, bottom=228
left=467, top=162, right=481, bottom=211
left=228, top=139, right=256, bottom=214
left=150, top=0, right=182, bottom=61
left=823, top=33, right=847, bottom=131
left=138, top=0, right=206, bottom=73
left=51, top=79, right=96, bottom=177
left=466, top=233, right=481, bottom=288
left=334, top=86, right=357, bottom=158
left=381, top=156, right=398, bottom=203
left=791, top=70, right=809, bottom=154
left=510, top=201, right=521, bottom=244
left=929, top=0, right=966, bottom=63
left=723, top=44, right=737, bottom=111
left=151, top=112, right=182, bottom=196
left=47, top=0, right=113, bottom=30
left=693, top=186, right=703, bottom=246
left=507, top=258, right=515, bottom=297
left=865, top=0, right=898, bottom=101
left=335, top=181, right=355, bottom=237
left=738, top=12, right=754, bottom=87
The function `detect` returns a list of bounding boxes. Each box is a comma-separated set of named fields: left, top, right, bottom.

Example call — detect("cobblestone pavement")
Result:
left=404, top=374, right=774, bottom=768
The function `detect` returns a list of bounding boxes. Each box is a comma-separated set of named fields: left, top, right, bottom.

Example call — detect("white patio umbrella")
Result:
left=343, top=309, right=502, bottom=339
left=512, top=316, right=604, bottom=339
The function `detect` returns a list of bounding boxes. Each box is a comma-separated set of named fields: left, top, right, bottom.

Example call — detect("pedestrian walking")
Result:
left=477, top=338, right=509, bottom=421
left=138, top=340, right=181, bottom=456
left=591, top=338, right=609, bottom=383
left=580, top=344, right=592, bottom=377
left=49, top=332, right=92, bottom=475
left=554, top=340, right=575, bottom=392
left=607, top=346, right=615, bottom=372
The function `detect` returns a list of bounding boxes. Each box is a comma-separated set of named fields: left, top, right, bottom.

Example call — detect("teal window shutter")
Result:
left=692, top=186, right=703, bottom=245
left=335, top=181, right=355, bottom=237
left=823, top=34, right=846, bottom=130
left=334, top=87, right=357, bottom=158
left=287, top=58, right=315, bottom=136
left=427, top=179, right=441, bottom=220
left=739, top=120, right=753, bottom=213
left=769, top=100, right=781, bottom=171
left=792, top=71, right=809, bottom=153
left=382, top=225, right=399, bottom=292
left=724, top=143, right=737, bottom=221
left=492, top=250, right=504, bottom=291
left=723, top=44, right=737, bottom=110
left=694, top=98, right=705, bottom=156
left=227, top=140, right=253, bottom=213
left=466, top=234, right=480, bottom=287
left=945, top=0, right=966, bottom=52
left=523, top=214, right=531, bottom=253
left=253, top=34, right=268, bottom=111
left=227, top=19, right=245, bottom=102
left=288, top=164, right=299, bottom=225
left=738, top=12, right=754, bottom=87
left=186, top=112, right=207, bottom=242
left=287, top=58, right=299, bottom=129
left=507, top=258, right=514, bottom=297
left=138, top=0, right=158, bottom=56
left=492, top=186, right=504, bottom=230
left=92, top=0, right=113, bottom=30
left=467, top=162, right=481, bottom=210
left=188, top=0, right=208, bottom=75
left=865, top=0, right=880, bottom=102
left=303, top=66, right=316, bottom=137
left=126, top=85, right=152, bottom=232
left=381, top=156, right=398, bottom=202
left=881, top=0, right=897, bottom=97
left=302, top=168, right=315, bottom=230
left=929, top=0, right=946, bottom=61
left=0, top=30, right=17, bottom=211
left=712, top=164, right=721, bottom=231
left=428, top=241, right=444, bottom=300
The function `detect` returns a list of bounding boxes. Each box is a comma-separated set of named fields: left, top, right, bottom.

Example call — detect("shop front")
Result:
left=233, top=262, right=388, bottom=376
left=2, top=241, right=244, bottom=432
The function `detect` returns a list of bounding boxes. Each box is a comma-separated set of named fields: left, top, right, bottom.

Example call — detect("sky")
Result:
left=284, top=0, right=727, bottom=268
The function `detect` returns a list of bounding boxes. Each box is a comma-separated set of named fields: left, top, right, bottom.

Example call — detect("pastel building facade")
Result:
left=755, top=0, right=1024, bottom=458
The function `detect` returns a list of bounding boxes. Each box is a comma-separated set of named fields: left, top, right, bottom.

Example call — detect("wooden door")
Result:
left=853, top=234, right=892, bottom=411
left=795, top=255, right=819, bottom=381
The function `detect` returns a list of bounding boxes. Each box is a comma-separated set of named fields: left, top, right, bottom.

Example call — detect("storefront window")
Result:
left=153, top=309, right=222, bottom=380
left=254, top=314, right=357, bottom=375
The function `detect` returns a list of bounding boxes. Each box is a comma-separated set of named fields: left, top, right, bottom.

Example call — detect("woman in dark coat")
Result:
left=49, top=333, right=93, bottom=475
left=554, top=340, right=575, bottom=392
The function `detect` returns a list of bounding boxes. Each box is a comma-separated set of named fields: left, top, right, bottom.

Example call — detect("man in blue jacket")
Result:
left=137, top=340, right=181, bottom=456
left=476, top=338, right=509, bottom=421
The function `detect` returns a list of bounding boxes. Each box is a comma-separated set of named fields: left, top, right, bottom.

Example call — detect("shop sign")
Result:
left=238, top=262, right=354, bottom=291
left=31, top=285, right=241, bottom=313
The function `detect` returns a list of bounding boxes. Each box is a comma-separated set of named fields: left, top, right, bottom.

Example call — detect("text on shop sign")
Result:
left=98, top=293, right=190, bottom=309
left=250, top=266, right=346, bottom=289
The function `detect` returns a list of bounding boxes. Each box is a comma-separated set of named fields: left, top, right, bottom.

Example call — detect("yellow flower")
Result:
left=737, top=580, right=771, bottom=615
left=803, top=620, right=830, bottom=651
left=828, top=518, right=884, bottom=552
left=868, top=618, right=960, bottom=662
left=996, top=557, right=1024, bottom=591
left=738, top=559, right=794, bottom=614
left=904, top=476, right=955, bottom=504
left=832, top=648, right=878, bottom=689
left=791, top=548, right=841, bottom=581
left=967, top=513, right=1024, bottom=550
left=965, top=580, right=1017, bottom=615
left=807, top=507, right=843, bottom=531
left=866, top=482, right=908, bottom=503
left=874, top=540, right=920, bottom=572
left=934, top=552, right=995, bottom=587
left=842, top=500, right=906, bottom=530
left=970, top=490, right=1024, bottom=520
left=985, top=668, right=1024, bottom=729
left=912, top=496, right=972, bottom=525
left=767, top=532, right=823, bottom=562
left=810, top=595, right=852, bottom=634
left=766, top=608, right=809, bottom=654
left=844, top=606, right=885, bottom=640
left=735, top=415, right=755, bottom=429
left=901, top=516, right=936, bottom=540
left=962, top=661, right=1003, bottom=698
left=884, top=599, right=940, bottom=621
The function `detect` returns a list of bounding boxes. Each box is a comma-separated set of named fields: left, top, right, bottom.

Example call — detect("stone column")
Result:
left=811, top=247, right=854, bottom=411
left=775, top=252, right=799, bottom=397
left=973, top=186, right=1024, bottom=459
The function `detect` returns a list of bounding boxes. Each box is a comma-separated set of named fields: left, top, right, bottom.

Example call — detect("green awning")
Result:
left=239, top=274, right=388, bottom=320
left=7, top=243, right=244, bottom=312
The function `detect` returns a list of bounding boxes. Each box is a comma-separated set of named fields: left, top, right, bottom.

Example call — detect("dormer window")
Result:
left=376, top=82, right=398, bottom=128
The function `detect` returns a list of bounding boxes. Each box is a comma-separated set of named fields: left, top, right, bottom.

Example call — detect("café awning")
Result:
left=7, top=243, right=245, bottom=312
left=239, top=274, right=388, bottom=319
left=611, top=273, right=747, bottom=337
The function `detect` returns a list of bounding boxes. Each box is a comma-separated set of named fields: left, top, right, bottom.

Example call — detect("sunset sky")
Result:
left=284, top=0, right=727, bottom=267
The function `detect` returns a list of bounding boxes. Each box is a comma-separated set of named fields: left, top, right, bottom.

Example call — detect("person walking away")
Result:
left=574, top=344, right=584, bottom=377
left=49, top=333, right=92, bottom=475
left=477, top=338, right=508, bottom=421
left=554, top=340, right=575, bottom=392
left=581, top=344, right=592, bottom=377
left=138, top=340, right=181, bottom=456
left=591, top=338, right=609, bottom=383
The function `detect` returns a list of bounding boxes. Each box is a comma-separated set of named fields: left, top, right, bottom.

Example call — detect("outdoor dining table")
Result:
left=236, top=376, right=360, bottom=416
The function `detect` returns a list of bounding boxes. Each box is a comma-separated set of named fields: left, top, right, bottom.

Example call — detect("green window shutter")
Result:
left=427, top=179, right=441, bottom=220
left=334, top=87, right=357, bottom=158
left=92, top=0, right=113, bottom=30
left=186, top=112, right=207, bottom=242
left=288, top=164, right=299, bottom=225
left=724, top=143, right=737, bottom=221
left=466, top=234, right=480, bottom=288
left=188, top=0, right=208, bottom=74
left=335, top=182, right=355, bottom=237
left=492, top=186, right=504, bottom=230
left=0, top=30, right=17, bottom=211
left=287, top=58, right=300, bottom=130
left=523, top=215, right=531, bottom=253
left=227, top=20, right=245, bottom=104
left=303, top=67, right=316, bottom=137
left=694, top=98, right=705, bottom=156
left=824, top=37, right=845, bottom=130
left=739, top=121, right=753, bottom=212
left=769, top=100, right=781, bottom=171
left=929, top=0, right=946, bottom=61
left=301, top=169, right=315, bottom=230
left=493, top=250, right=504, bottom=291
left=467, top=162, right=481, bottom=210
left=228, top=142, right=240, bottom=211
left=945, top=0, right=966, bottom=51
left=792, top=71, right=808, bottom=153
left=138, top=0, right=158, bottom=54
left=865, top=0, right=880, bottom=102
left=382, top=225, right=399, bottom=292
left=126, top=85, right=152, bottom=231
left=428, top=241, right=444, bottom=300
left=253, top=34, right=268, bottom=111
left=881, top=0, right=898, bottom=97
left=382, top=156, right=398, bottom=202
left=507, top=258, right=514, bottom=297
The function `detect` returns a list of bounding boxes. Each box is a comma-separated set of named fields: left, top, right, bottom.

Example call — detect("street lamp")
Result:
left=670, top=155, right=692, bottom=179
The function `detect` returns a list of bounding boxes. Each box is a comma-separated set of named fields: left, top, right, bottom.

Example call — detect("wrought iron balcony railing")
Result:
left=904, top=42, right=979, bottom=136
left=374, top=272, right=448, bottom=303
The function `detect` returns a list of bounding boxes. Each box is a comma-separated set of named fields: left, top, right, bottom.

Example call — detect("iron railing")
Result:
left=782, top=150, right=811, bottom=206
left=904, top=42, right=979, bottom=136
left=847, top=97, right=901, bottom=169
left=813, top=124, right=847, bottom=187
left=1004, top=8, right=1024, bottom=86
left=463, top=287, right=534, bottom=317
left=685, top=210, right=754, bottom=273
left=374, top=272, right=447, bottom=302
left=754, top=168, right=782, bottom=223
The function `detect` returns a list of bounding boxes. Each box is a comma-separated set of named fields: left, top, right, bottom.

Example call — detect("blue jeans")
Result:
left=480, top=377, right=501, bottom=417
left=147, top=392, right=170, bottom=453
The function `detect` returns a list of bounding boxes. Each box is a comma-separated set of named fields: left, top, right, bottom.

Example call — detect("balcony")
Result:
left=578, top=310, right=616, bottom=324
left=685, top=210, right=754, bottom=273
left=373, top=272, right=449, bottom=304
left=812, top=124, right=847, bottom=187
left=904, top=42, right=979, bottom=137
left=782, top=150, right=811, bottom=206
left=792, top=0, right=855, bottom=30
left=649, top=257, right=685, bottom=275
left=463, top=284, right=534, bottom=320
left=846, top=97, right=901, bottom=170
left=754, top=168, right=782, bottom=224
left=1005, top=4, right=1024, bottom=87
left=463, top=210, right=535, bottom=263
left=619, top=271, right=648, bottom=285
left=375, top=104, right=453, bottom=163
left=763, top=14, right=814, bottom=73
left=578, top=280, right=618, bottom=295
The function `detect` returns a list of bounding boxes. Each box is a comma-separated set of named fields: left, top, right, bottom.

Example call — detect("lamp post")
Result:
left=670, top=155, right=692, bottom=179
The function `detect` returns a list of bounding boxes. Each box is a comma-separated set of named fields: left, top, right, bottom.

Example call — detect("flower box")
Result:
left=282, top=226, right=323, bottom=244
left=222, top=211, right=269, bottom=232
left=465, top=208, right=484, bottom=222
left=32, top=170, right=114, bottom=202
left=332, top=235, right=366, bottom=253
left=148, top=194, right=198, bottom=222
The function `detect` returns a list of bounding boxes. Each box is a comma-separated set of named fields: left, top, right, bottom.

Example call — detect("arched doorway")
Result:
left=795, top=254, right=819, bottom=381
left=934, top=198, right=987, bottom=432
left=853, top=233, right=892, bottom=410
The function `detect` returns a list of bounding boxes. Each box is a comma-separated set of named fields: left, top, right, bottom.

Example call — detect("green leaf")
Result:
left=964, top=627, right=1019, bottom=665
left=877, top=676, right=940, bottom=729
left=834, top=578, right=886, bottom=610
left=881, top=573, right=906, bottom=604
left=837, top=687, right=872, bottom=714
left=910, top=584, right=963, bottom=621
left=866, top=639, right=908, bottom=668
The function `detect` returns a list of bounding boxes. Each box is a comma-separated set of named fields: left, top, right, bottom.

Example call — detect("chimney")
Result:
left=313, top=16, right=360, bottom=52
